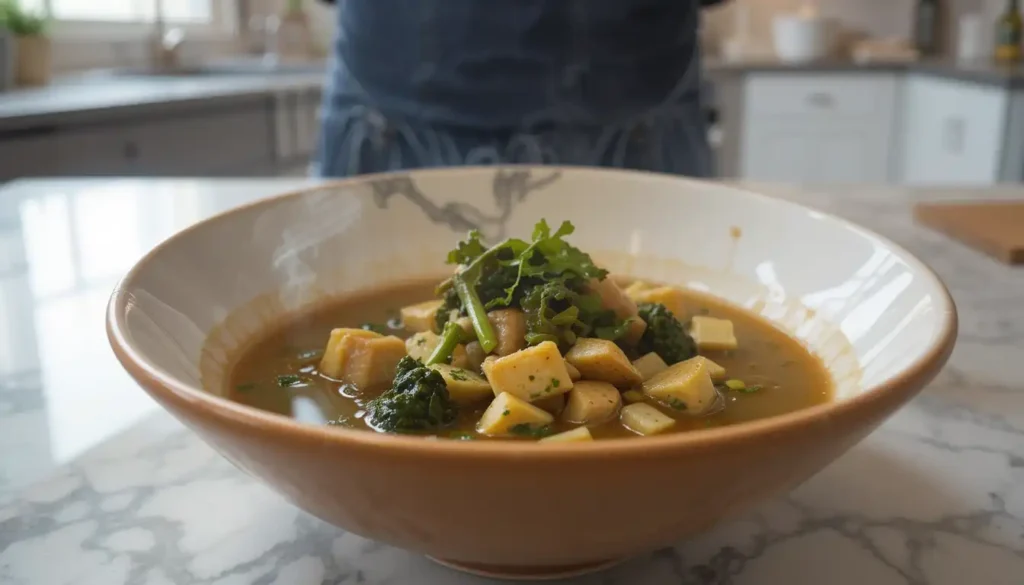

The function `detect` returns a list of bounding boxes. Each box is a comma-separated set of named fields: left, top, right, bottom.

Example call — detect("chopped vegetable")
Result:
left=627, top=286, right=688, bottom=320
left=429, top=363, right=493, bottom=405
left=488, top=309, right=528, bottom=356
left=622, top=390, right=646, bottom=404
left=635, top=303, right=698, bottom=365
left=686, top=356, right=727, bottom=382
left=539, top=426, right=593, bottom=443
left=632, top=352, right=669, bottom=381
left=620, top=403, right=676, bottom=436
left=643, top=357, right=720, bottom=415
left=533, top=393, right=566, bottom=415
left=724, top=379, right=746, bottom=391
left=477, top=392, right=555, bottom=436
left=520, top=279, right=631, bottom=351
left=320, top=328, right=406, bottom=388
left=276, top=374, right=304, bottom=387
left=585, top=277, right=647, bottom=344
left=400, top=300, right=444, bottom=333
left=481, top=341, right=574, bottom=401
left=319, top=328, right=381, bottom=379
left=689, top=316, right=738, bottom=352
left=508, top=423, right=556, bottom=438
left=562, top=381, right=622, bottom=424
left=564, top=360, right=582, bottom=381
left=425, top=321, right=473, bottom=366
left=365, top=356, right=458, bottom=433
left=564, top=338, right=643, bottom=389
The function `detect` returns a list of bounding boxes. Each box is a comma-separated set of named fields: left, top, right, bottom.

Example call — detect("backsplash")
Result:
left=702, top=0, right=1009, bottom=58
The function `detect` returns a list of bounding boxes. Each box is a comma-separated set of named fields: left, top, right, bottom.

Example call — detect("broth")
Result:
left=228, top=278, right=833, bottom=440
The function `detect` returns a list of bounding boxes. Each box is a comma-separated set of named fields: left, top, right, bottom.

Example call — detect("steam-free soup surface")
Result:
left=228, top=279, right=833, bottom=440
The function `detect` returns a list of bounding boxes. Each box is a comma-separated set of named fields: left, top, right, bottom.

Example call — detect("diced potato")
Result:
left=405, top=331, right=439, bottom=362
left=620, top=403, right=676, bottom=436
left=685, top=355, right=727, bottom=382
left=430, top=364, right=493, bottom=405
left=481, top=341, right=574, bottom=401
left=564, top=360, right=582, bottom=381
left=320, top=328, right=381, bottom=379
left=632, top=352, right=669, bottom=381
left=564, top=338, right=643, bottom=389
left=477, top=392, right=554, bottom=436
left=489, top=309, right=527, bottom=356
left=643, top=357, right=720, bottom=415
left=629, top=286, right=688, bottom=319
left=335, top=335, right=407, bottom=388
left=464, top=341, right=486, bottom=372
left=533, top=393, right=566, bottom=415
left=689, top=316, right=738, bottom=351
left=539, top=426, right=593, bottom=443
left=585, top=278, right=647, bottom=344
left=622, top=390, right=646, bottom=404
left=562, top=381, right=622, bottom=424
left=400, top=300, right=443, bottom=333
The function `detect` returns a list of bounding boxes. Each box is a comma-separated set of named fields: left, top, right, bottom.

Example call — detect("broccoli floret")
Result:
left=636, top=302, right=698, bottom=365
left=365, top=357, right=458, bottom=433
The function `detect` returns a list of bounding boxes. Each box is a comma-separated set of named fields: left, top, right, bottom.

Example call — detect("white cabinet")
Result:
left=899, top=75, right=1008, bottom=185
left=740, top=73, right=899, bottom=183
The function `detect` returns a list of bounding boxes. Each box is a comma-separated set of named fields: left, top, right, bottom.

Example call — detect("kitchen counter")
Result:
left=0, top=178, right=1022, bottom=584
left=0, top=71, right=327, bottom=132
left=707, top=56, right=1024, bottom=88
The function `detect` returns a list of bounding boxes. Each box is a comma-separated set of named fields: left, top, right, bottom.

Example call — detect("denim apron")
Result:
left=314, top=0, right=712, bottom=178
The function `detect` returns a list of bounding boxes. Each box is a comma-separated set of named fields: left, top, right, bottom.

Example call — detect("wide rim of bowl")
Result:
left=107, top=165, right=958, bottom=460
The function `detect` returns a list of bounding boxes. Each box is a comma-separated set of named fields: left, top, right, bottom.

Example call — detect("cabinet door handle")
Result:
left=805, top=92, right=834, bottom=108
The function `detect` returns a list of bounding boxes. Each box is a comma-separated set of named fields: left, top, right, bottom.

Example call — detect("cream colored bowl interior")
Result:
left=115, top=167, right=954, bottom=407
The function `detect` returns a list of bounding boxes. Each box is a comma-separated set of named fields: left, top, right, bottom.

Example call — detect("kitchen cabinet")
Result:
left=740, top=73, right=898, bottom=183
left=0, top=130, right=58, bottom=181
left=899, top=76, right=1008, bottom=185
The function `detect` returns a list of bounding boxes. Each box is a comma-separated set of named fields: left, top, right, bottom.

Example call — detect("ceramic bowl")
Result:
left=107, top=166, right=956, bottom=579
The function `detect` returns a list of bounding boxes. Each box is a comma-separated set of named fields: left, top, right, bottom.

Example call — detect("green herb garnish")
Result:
left=449, top=368, right=469, bottom=381
left=276, top=374, right=305, bottom=388
left=508, top=423, right=555, bottom=438
left=667, top=397, right=688, bottom=411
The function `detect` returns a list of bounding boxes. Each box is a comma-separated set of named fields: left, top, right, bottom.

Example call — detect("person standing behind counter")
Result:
left=314, top=0, right=728, bottom=178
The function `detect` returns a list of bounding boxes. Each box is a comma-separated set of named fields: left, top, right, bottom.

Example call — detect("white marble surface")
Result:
left=0, top=178, right=1021, bottom=585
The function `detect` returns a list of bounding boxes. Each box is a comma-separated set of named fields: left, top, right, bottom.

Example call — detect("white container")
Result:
left=957, top=12, right=987, bottom=61
left=772, top=14, right=833, bottom=63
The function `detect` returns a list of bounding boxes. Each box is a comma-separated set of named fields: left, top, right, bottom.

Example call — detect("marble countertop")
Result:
left=0, top=178, right=1021, bottom=585
left=0, top=71, right=326, bottom=131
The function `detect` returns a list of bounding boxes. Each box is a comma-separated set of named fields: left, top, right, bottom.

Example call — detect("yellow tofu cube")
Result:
left=477, top=392, right=554, bottom=436
left=533, top=393, right=566, bottom=415
left=564, top=360, right=582, bottom=381
left=562, top=381, right=622, bottom=424
left=336, top=335, right=408, bottom=388
left=539, top=426, right=593, bottom=443
left=685, top=356, right=727, bottom=382
left=622, top=390, right=646, bottom=404
left=429, top=364, right=493, bottom=405
left=689, top=316, right=738, bottom=352
left=320, top=328, right=381, bottom=379
left=488, top=309, right=527, bottom=356
left=564, top=338, right=642, bottom=389
left=632, top=352, right=669, bottom=381
left=630, top=286, right=688, bottom=319
left=481, top=341, right=574, bottom=402
left=620, top=403, right=676, bottom=436
left=400, top=300, right=443, bottom=333
left=643, top=357, right=720, bottom=414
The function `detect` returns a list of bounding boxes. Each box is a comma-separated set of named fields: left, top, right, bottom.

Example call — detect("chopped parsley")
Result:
left=276, top=374, right=305, bottom=388
left=739, top=385, right=763, bottom=394
left=502, top=409, right=511, bottom=416
left=667, top=397, right=688, bottom=411
left=449, top=368, right=469, bottom=381
left=234, top=382, right=256, bottom=393
left=551, top=378, right=560, bottom=388
left=509, top=423, right=555, bottom=438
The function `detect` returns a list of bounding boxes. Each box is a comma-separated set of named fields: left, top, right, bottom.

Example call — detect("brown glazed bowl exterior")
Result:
left=106, top=167, right=957, bottom=572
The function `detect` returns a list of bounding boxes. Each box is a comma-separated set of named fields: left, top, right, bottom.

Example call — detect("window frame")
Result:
left=30, top=0, right=239, bottom=41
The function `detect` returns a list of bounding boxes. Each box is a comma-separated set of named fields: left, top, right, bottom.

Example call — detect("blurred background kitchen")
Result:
left=1, top=0, right=1024, bottom=184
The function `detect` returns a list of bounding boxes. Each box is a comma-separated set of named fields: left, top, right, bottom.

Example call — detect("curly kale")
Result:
left=635, top=302, right=698, bottom=365
left=365, top=357, right=457, bottom=433
left=521, top=279, right=631, bottom=351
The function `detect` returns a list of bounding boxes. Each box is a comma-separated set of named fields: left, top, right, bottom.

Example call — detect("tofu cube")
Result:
left=564, top=360, right=582, bottom=381
left=629, top=286, right=688, bottom=319
left=562, top=381, right=622, bottom=424
left=632, top=352, right=669, bottom=381
left=429, top=364, right=493, bottom=405
left=586, top=278, right=647, bottom=344
left=565, top=338, right=643, bottom=389
left=643, top=357, right=720, bottom=414
left=685, top=356, right=727, bottom=382
left=400, top=300, right=443, bottom=333
left=488, top=309, right=527, bottom=356
left=481, top=341, right=574, bottom=402
left=689, top=316, right=738, bottom=352
left=533, top=393, right=566, bottom=415
left=405, top=331, right=467, bottom=368
left=620, top=403, right=676, bottom=436
left=477, top=392, right=554, bottom=436
left=335, top=335, right=408, bottom=388
left=539, top=426, right=593, bottom=443
left=320, top=328, right=381, bottom=379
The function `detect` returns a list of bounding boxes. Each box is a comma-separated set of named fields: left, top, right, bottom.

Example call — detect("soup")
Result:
left=228, top=220, right=833, bottom=442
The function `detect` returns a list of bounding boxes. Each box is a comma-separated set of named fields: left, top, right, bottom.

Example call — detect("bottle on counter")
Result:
left=994, top=0, right=1023, bottom=63
left=913, top=0, right=942, bottom=56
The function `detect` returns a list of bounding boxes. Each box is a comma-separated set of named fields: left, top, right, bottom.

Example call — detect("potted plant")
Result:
left=0, top=0, right=50, bottom=87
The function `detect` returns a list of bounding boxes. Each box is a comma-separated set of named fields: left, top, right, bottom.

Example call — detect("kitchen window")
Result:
left=16, top=0, right=234, bottom=35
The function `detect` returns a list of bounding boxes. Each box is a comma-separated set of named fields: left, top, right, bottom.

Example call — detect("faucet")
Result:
left=149, top=0, right=186, bottom=71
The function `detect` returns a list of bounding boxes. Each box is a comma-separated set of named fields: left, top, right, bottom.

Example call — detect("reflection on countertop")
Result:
left=0, top=178, right=1022, bottom=584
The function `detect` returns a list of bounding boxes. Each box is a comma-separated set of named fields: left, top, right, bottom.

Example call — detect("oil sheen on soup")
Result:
left=228, top=279, right=833, bottom=441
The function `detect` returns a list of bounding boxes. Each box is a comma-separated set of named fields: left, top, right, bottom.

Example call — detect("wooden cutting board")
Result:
left=914, top=201, right=1024, bottom=265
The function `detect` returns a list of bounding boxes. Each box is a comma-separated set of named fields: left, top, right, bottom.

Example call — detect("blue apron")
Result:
left=314, top=0, right=711, bottom=177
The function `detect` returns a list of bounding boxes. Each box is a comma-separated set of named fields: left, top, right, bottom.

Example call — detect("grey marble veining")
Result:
left=0, top=179, right=1021, bottom=584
